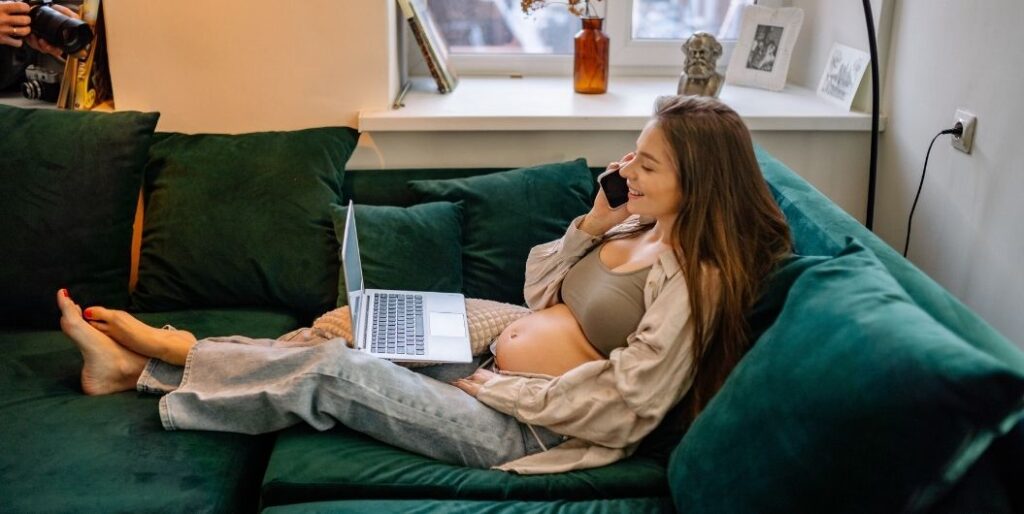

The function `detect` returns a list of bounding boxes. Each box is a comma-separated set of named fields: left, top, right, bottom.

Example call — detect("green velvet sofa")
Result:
left=1, top=104, right=1022, bottom=513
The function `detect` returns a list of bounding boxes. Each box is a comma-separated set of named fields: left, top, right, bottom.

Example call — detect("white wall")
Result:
left=103, top=0, right=399, bottom=133
left=877, top=0, right=1024, bottom=348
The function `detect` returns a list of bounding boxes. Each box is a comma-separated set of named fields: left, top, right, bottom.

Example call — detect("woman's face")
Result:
left=619, top=121, right=683, bottom=219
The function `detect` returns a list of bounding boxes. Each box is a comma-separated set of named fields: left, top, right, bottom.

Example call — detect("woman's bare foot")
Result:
left=57, top=290, right=148, bottom=396
left=82, top=306, right=197, bottom=366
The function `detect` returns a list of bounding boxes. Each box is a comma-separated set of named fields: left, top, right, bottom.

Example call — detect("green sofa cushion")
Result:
left=131, top=308, right=302, bottom=340
left=0, top=308, right=300, bottom=513
left=132, top=127, right=359, bottom=322
left=668, top=240, right=1024, bottom=513
left=0, top=104, right=159, bottom=328
left=408, top=159, right=593, bottom=305
left=263, top=497, right=674, bottom=514
left=330, top=202, right=463, bottom=307
left=260, top=425, right=667, bottom=507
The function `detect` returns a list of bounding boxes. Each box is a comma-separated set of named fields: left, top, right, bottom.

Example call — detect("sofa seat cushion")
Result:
left=0, top=308, right=301, bottom=513
left=260, top=425, right=667, bottom=508
left=0, top=104, right=160, bottom=328
left=668, top=240, right=1024, bottom=514
left=262, top=497, right=674, bottom=514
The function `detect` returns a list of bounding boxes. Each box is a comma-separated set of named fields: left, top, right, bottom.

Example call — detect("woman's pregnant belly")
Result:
left=494, top=303, right=604, bottom=376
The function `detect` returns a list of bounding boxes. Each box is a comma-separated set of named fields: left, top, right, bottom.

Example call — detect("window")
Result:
left=632, top=0, right=744, bottom=40
left=425, top=0, right=578, bottom=55
left=419, top=0, right=759, bottom=76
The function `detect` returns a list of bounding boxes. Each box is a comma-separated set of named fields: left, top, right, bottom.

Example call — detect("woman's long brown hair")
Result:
left=612, top=95, right=792, bottom=423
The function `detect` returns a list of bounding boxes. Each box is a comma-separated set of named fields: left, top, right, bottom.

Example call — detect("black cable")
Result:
left=903, top=124, right=964, bottom=258
left=863, top=0, right=880, bottom=231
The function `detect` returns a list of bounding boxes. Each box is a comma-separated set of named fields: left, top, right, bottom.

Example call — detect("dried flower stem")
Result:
left=521, top=0, right=603, bottom=18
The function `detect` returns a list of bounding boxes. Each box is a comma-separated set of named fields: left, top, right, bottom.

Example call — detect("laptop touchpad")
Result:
left=429, top=312, right=466, bottom=337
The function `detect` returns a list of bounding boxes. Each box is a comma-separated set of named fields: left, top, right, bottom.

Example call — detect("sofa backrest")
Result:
left=754, top=147, right=1023, bottom=369
left=342, top=167, right=606, bottom=208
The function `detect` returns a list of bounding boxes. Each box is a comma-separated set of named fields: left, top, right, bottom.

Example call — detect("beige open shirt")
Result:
left=476, top=214, right=718, bottom=474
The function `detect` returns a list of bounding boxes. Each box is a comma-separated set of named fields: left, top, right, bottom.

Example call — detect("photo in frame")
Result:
left=725, top=6, right=804, bottom=91
left=816, top=42, right=871, bottom=110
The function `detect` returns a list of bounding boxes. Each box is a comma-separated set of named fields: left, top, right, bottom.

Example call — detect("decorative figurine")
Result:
left=677, top=32, right=724, bottom=98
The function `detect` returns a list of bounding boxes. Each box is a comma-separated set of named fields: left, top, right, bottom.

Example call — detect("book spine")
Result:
left=409, top=22, right=452, bottom=93
left=396, top=0, right=453, bottom=94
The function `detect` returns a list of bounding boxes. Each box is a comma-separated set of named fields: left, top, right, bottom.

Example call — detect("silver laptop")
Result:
left=340, top=201, right=472, bottom=363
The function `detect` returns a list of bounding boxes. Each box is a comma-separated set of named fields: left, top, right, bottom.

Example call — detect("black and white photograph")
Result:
left=746, top=25, right=783, bottom=72
left=817, top=42, right=870, bottom=110
left=725, top=5, right=804, bottom=91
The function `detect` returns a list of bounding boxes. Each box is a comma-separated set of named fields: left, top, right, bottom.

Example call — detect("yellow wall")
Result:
left=103, top=0, right=399, bottom=133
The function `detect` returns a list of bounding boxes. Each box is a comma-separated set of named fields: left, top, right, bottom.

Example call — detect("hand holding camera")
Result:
left=0, top=2, right=31, bottom=48
left=0, top=1, right=90, bottom=58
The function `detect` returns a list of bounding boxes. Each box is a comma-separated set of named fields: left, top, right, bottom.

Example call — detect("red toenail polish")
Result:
left=61, top=289, right=69, bottom=297
left=84, top=308, right=93, bottom=319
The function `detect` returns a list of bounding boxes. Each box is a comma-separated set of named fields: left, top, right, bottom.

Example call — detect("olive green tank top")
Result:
left=560, top=244, right=651, bottom=357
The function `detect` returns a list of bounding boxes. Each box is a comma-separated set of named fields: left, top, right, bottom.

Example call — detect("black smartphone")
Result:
left=599, top=169, right=629, bottom=209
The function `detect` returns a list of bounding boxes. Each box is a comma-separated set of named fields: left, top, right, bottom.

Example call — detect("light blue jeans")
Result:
left=136, top=336, right=565, bottom=469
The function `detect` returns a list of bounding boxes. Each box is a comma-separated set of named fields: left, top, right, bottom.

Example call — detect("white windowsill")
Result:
left=359, top=76, right=885, bottom=133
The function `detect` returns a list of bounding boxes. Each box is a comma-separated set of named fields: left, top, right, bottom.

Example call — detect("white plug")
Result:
left=951, top=109, right=977, bottom=154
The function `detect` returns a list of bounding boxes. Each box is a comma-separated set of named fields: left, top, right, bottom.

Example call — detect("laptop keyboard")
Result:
left=370, top=293, right=425, bottom=355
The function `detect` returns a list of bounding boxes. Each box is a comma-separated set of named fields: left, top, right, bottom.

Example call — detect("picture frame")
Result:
left=396, top=0, right=458, bottom=94
left=725, top=6, right=804, bottom=92
left=816, top=42, right=871, bottom=110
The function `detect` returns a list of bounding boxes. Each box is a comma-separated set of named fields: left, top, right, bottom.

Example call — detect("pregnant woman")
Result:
left=57, top=95, right=792, bottom=474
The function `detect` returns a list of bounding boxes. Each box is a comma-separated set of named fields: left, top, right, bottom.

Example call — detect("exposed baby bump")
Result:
left=494, top=303, right=603, bottom=376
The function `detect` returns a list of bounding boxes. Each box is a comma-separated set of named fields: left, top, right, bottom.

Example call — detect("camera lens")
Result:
left=22, top=79, right=59, bottom=102
left=30, top=5, right=94, bottom=55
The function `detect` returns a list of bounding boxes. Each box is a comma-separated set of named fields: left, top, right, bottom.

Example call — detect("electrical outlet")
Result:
left=951, top=109, right=977, bottom=154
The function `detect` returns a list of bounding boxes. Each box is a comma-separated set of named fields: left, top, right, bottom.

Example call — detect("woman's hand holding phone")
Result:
left=579, top=152, right=635, bottom=236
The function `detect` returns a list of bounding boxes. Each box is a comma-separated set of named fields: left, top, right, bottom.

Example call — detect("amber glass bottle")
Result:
left=574, top=17, right=609, bottom=94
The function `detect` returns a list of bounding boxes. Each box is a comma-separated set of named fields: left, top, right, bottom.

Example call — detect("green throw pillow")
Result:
left=329, top=202, right=463, bottom=307
left=132, top=127, right=359, bottom=321
left=408, top=159, right=593, bottom=305
left=668, top=240, right=1024, bottom=513
left=0, top=104, right=160, bottom=328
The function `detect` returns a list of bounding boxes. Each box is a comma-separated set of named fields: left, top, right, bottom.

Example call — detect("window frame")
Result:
left=411, top=0, right=783, bottom=78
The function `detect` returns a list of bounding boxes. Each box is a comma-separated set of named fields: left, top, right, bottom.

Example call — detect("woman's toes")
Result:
left=56, top=289, right=83, bottom=318
left=87, top=320, right=112, bottom=334
left=82, top=306, right=113, bottom=323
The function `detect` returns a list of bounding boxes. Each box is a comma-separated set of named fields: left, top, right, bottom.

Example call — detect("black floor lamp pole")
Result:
left=863, top=0, right=880, bottom=231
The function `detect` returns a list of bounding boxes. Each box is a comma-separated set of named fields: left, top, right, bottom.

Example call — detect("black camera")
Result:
left=25, top=0, right=93, bottom=55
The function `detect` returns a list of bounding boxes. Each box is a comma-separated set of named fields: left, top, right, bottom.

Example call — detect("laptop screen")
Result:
left=341, top=201, right=364, bottom=338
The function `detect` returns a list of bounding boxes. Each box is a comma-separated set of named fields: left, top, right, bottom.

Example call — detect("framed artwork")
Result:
left=816, top=42, right=871, bottom=110
left=725, top=6, right=804, bottom=91
left=396, top=0, right=458, bottom=94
